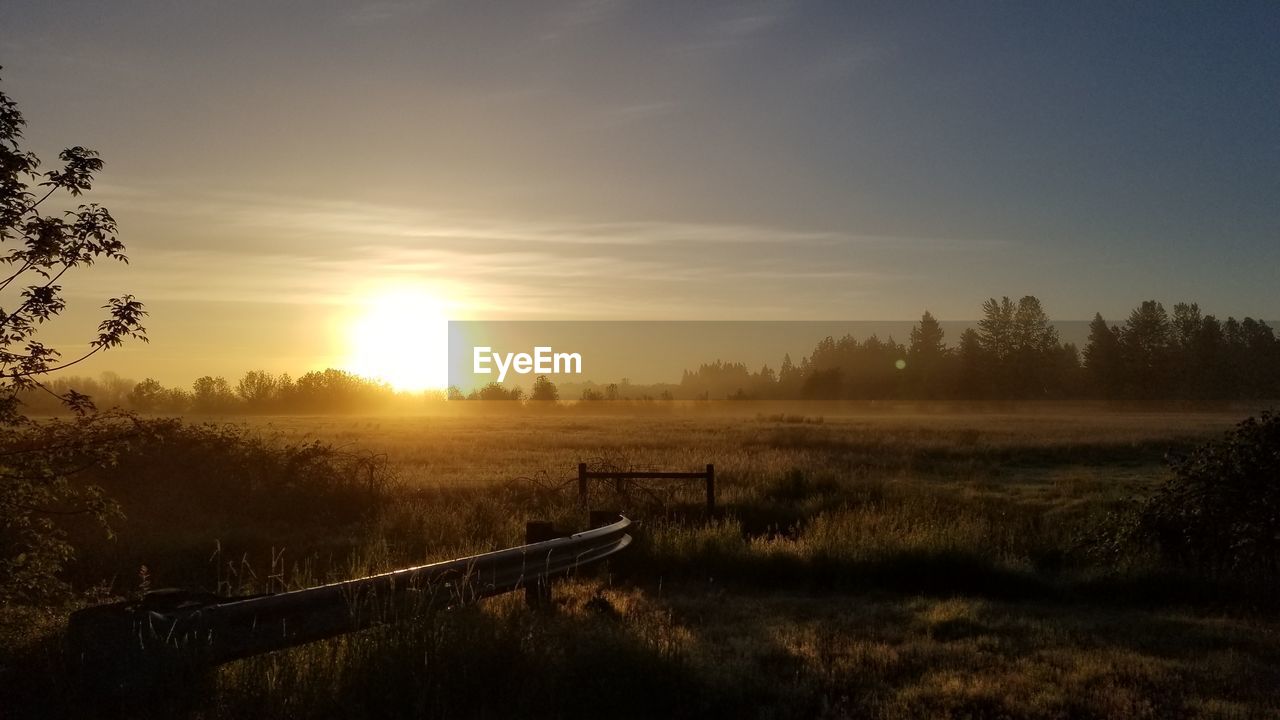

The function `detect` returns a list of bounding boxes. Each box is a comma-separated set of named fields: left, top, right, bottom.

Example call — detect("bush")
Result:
left=90, top=418, right=393, bottom=531
left=1138, top=411, right=1280, bottom=578
left=2, top=415, right=396, bottom=602
left=0, top=413, right=130, bottom=603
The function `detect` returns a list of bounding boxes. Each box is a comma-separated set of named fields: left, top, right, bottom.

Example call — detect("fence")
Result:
left=578, top=463, right=715, bottom=513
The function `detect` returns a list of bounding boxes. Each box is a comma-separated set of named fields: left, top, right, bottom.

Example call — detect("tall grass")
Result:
left=3, top=407, right=1277, bottom=719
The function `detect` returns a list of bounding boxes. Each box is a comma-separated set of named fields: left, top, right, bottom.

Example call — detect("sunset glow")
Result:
left=345, top=288, right=449, bottom=391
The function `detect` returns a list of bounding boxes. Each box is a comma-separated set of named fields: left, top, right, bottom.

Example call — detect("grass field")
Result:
left=3, top=404, right=1279, bottom=718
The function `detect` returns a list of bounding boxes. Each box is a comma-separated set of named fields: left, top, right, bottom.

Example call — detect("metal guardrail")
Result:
left=66, top=515, right=633, bottom=695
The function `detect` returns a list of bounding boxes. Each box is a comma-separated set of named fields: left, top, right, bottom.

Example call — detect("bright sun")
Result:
left=345, top=287, right=449, bottom=391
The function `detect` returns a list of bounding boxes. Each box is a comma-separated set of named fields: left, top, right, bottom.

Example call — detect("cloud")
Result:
left=342, top=1, right=436, bottom=26
left=587, top=101, right=678, bottom=128
left=110, top=189, right=862, bottom=249
left=94, top=185, right=1003, bottom=318
left=673, top=6, right=787, bottom=55
left=807, top=43, right=896, bottom=85
left=713, top=12, right=781, bottom=41
left=540, top=0, right=629, bottom=42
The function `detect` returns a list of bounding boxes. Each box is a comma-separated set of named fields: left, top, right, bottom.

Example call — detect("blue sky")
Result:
left=1, top=1, right=1276, bottom=382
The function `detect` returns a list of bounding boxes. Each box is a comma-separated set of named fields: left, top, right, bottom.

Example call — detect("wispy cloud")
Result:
left=94, top=186, right=1002, bottom=318
left=807, top=42, right=896, bottom=85
left=587, top=101, right=678, bottom=128
left=714, top=12, right=781, bottom=42
left=673, top=5, right=787, bottom=55
left=540, top=0, right=629, bottom=42
left=342, top=1, right=436, bottom=26
left=108, top=189, right=859, bottom=249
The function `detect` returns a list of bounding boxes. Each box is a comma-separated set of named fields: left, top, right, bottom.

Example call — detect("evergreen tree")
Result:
left=956, top=328, right=987, bottom=399
left=1239, top=318, right=1280, bottom=398
left=778, top=353, right=802, bottom=398
left=1120, top=300, right=1172, bottom=399
left=977, top=297, right=1016, bottom=363
left=1190, top=316, right=1227, bottom=400
left=1169, top=303, right=1204, bottom=399
left=1084, top=313, right=1123, bottom=398
left=909, top=311, right=946, bottom=357
left=1010, top=296, right=1061, bottom=396
left=1171, top=303, right=1203, bottom=350
left=908, top=310, right=948, bottom=398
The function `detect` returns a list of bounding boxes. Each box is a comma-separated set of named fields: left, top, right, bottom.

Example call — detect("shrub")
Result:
left=0, top=413, right=130, bottom=602
left=91, top=418, right=393, bottom=529
left=1138, top=411, right=1280, bottom=578
left=3, top=415, right=397, bottom=601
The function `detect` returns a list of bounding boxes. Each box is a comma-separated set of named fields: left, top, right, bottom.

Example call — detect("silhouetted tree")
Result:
left=1120, top=301, right=1172, bottom=399
left=128, top=378, right=166, bottom=412
left=977, top=297, right=1016, bottom=364
left=1010, top=296, right=1060, bottom=395
left=955, top=327, right=987, bottom=399
left=974, top=296, right=1066, bottom=397
left=802, top=368, right=842, bottom=400
left=907, top=311, right=948, bottom=398
left=1189, top=315, right=1228, bottom=400
left=0, top=72, right=148, bottom=600
left=529, top=375, right=559, bottom=402
left=778, top=353, right=803, bottom=397
left=1238, top=318, right=1280, bottom=399
left=468, top=382, right=524, bottom=401
left=236, top=370, right=279, bottom=410
left=1084, top=313, right=1123, bottom=398
left=1171, top=302, right=1203, bottom=350
left=1169, top=303, right=1204, bottom=399
left=192, top=375, right=236, bottom=413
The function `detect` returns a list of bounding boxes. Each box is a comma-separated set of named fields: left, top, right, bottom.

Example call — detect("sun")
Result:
left=345, top=287, right=449, bottom=391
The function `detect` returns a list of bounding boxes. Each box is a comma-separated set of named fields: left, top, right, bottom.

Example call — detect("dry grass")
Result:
left=3, top=404, right=1278, bottom=719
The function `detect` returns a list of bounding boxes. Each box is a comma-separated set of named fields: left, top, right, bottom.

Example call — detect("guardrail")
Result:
left=66, top=515, right=633, bottom=695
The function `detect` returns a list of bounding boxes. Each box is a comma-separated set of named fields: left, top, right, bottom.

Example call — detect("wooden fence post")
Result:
left=525, top=520, right=556, bottom=608
left=705, top=463, right=715, bottom=514
left=578, top=462, right=588, bottom=510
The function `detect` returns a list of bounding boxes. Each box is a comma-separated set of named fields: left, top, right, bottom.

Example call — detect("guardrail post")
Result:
left=525, top=520, right=557, bottom=608
left=589, top=510, right=619, bottom=529
left=578, top=462, right=588, bottom=509
left=706, top=463, right=715, bottom=514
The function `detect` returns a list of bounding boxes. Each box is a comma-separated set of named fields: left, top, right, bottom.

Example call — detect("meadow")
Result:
left=3, top=403, right=1279, bottom=719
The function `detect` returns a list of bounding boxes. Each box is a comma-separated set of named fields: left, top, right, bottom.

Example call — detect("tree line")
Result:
left=671, top=297, right=1279, bottom=402
left=18, top=297, right=1279, bottom=412
left=20, top=368, right=426, bottom=414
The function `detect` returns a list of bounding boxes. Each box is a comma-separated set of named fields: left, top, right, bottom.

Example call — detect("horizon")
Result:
left=27, top=312, right=1280, bottom=391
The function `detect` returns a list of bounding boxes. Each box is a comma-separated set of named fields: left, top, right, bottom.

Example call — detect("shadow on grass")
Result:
left=621, top=517, right=1280, bottom=613
left=748, top=428, right=1203, bottom=471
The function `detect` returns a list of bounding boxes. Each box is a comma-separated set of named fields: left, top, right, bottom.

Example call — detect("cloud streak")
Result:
left=87, top=186, right=1003, bottom=320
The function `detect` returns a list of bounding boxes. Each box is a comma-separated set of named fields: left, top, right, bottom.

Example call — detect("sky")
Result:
left=1, top=1, right=1278, bottom=386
